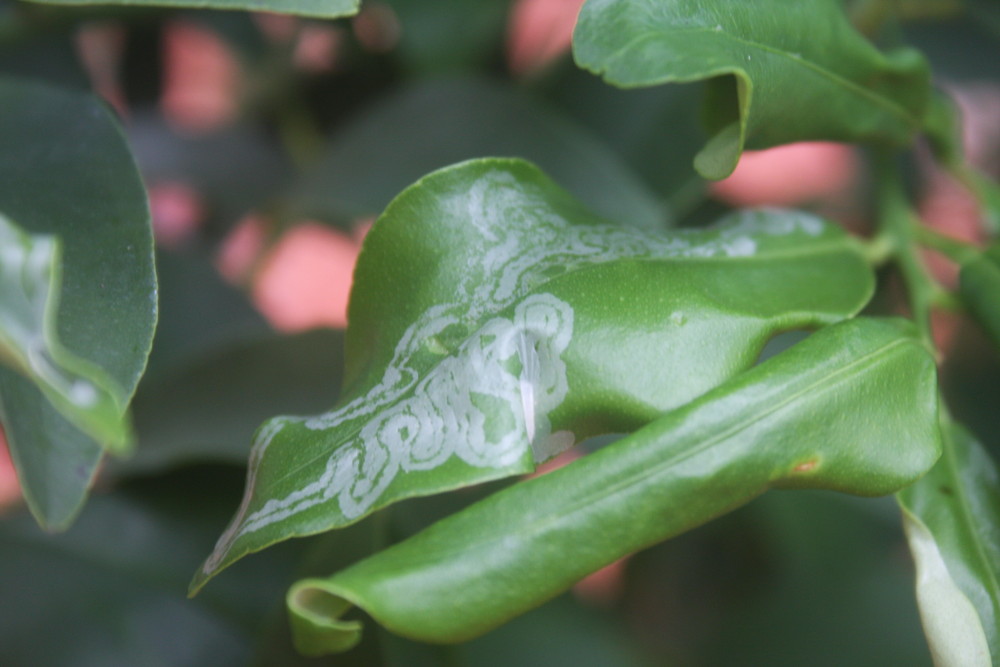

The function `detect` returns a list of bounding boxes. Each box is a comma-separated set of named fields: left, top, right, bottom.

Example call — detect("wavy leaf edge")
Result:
left=191, top=157, right=877, bottom=592
left=284, top=316, right=941, bottom=654
left=572, top=0, right=931, bottom=178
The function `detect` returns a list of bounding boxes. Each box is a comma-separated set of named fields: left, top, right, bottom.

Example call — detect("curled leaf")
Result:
left=194, top=158, right=874, bottom=589
left=286, top=317, right=941, bottom=653
left=573, top=0, right=931, bottom=178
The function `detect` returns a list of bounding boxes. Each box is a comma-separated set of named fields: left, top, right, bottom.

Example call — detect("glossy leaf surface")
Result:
left=960, top=245, right=1000, bottom=349
left=194, top=158, right=875, bottom=587
left=286, top=317, right=941, bottom=653
left=899, top=421, right=1000, bottom=666
left=573, top=0, right=932, bottom=178
left=0, top=77, right=155, bottom=528
left=20, top=0, right=358, bottom=18
left=0, top=213, right=129, bottom=450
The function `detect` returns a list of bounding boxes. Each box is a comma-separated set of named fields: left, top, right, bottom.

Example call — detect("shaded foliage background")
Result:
left=1, top=0, right=999, bottom=664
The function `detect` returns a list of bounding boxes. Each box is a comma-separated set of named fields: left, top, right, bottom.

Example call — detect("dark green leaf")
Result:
left=0, top=466, right=310, bottom=667
left=0, top=76, right=155, bottom=528
left=193, top=158, right=874, bottom=588
left=19, top=0, right=359, bottom=18
left=123, top=330, right=343, bottom=475
left=693, top=492, right=931, bottom=666
left=385, top=0, right=509, bottom=74
left=898, top=421, right=1000, bottom=666
left=573, top=0, right=932, bottom=178
left=292, top=78, right=668, bottom=230
left=0, top=30, right=89, bottom=90
left=142, top=250, right=269, bottom=382
left=534, top=63, right=709, bottom=207
left=285, top=317, right=940, bottom=653
left=0, top=213, right=130, bottom=450
left=0, top=370, right=103, bottom=530
left=454, top=594, right=649, bottom=667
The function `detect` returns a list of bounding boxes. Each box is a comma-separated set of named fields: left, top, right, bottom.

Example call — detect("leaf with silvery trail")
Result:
left=192, top=157, right=875, bottom=589
left=573, top=0, right=932, bottom=178
left=286, top=317, right=940, bottom=654
left=0, top=77, right=155, bottom=530
left=0, top=213, right=131, bottom=451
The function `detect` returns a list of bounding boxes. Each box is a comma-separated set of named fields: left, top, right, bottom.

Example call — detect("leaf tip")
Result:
left=288, top=578, right=364, bottom=656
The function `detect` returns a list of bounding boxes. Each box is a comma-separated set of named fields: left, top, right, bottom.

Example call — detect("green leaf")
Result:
left=0, top=467, right=311, bottom=666
left=959, top=245, right=1000, bottom=348
left=898, top=421, right=1000, bottom=666
left=292, top=78, right=667, bottom=230
left=18, top=0, right=359, bottom=18
left=124, top=330, right=343, bottom=475
left=193, top=157, right=875, bottom=588
left=0, top=371, right=103, bottom=529
left=535, top=64, right=710, bottom=206
left=0, top=77, right=155, bottom=528
left=572, top=0, right=932, bottom=179
left=695, top=492, right=931, bottom=666
left=285, top=317, right=940, bottom=653
left=0, top=213, right=130, bottom=450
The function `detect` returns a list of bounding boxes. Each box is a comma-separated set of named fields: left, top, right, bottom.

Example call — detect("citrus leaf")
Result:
left=285, top=317, right=941, bottom=653
left=573, top=0, right=932, bottom=178
left=898, top=421, right=1000, bottom=666
left=0, top=213, right=130, bottom=451
left=193, top=157, right=874, bottom=588
left=18, top=0, right=359, bottom=18
left=0, top=77, right=155, bottom=529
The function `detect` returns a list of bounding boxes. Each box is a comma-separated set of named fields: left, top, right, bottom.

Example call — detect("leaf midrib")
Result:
left=379, top=333, right=916, bottom=567
left=253, top=237, right=860, bottom=494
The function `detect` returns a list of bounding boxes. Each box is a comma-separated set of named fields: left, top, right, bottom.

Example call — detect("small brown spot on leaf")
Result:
left=793, top=460, right=817, bottom=473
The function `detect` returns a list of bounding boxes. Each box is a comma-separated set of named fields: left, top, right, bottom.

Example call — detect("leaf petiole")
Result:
left=875, top=150, right=940, bottom=347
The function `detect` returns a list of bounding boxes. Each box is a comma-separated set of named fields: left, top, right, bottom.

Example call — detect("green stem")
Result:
left=874, top=150, right=940, bottom=348
left=860, top=232, right=895, bottom=266
left=914, top=226, right=980, bottom=265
